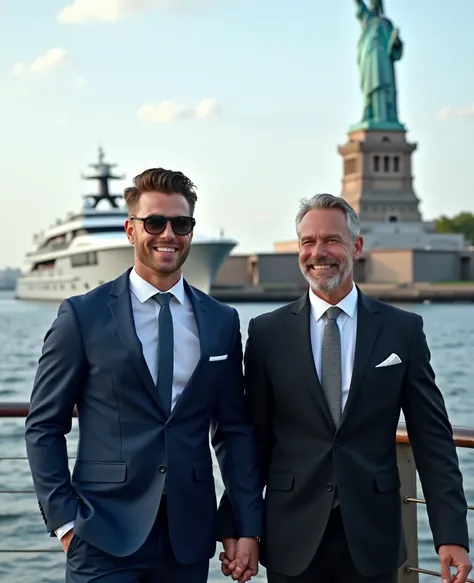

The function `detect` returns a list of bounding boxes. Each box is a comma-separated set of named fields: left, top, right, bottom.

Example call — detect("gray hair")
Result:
left=295, top=193, right=360, bottom=240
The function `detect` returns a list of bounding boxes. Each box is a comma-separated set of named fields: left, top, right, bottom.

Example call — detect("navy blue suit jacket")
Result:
left=25, top=270, right=263, bottom=562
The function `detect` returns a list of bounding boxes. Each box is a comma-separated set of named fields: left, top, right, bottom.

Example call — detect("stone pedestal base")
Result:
left=337, top=127, right=422, bottom=223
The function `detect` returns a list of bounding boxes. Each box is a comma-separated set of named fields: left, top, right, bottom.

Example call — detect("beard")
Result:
left=136, top=242, right=190, bottom=276
left=300, top=255, right=353, bottom=292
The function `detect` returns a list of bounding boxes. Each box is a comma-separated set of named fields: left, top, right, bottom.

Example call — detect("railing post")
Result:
left=397, top=440, right=419, bottom=583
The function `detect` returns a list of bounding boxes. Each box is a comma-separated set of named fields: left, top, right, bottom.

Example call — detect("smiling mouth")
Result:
left=153, top=247, right=178, bottom=254
left=309, top=264, right=338, bottom=271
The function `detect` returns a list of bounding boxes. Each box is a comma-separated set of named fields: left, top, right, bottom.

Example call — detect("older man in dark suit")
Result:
left=220, top=193, right=471, bottom=583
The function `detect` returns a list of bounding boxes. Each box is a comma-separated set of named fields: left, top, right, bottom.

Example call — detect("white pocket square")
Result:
left=209, top=354, right=228, bottom=362
left=375, top=353, right=402, bottom=368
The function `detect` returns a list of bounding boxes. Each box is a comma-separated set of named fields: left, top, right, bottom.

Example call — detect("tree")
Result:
left=434, top=212, right=474, bottom=245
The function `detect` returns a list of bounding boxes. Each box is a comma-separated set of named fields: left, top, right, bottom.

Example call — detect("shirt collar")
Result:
left=309, top=283, right=358, bottom=321
left=129, top=268, right=185, bottom=305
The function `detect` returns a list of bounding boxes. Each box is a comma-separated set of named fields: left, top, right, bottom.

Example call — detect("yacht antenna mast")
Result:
left=82, top=146, right=125, bottom=209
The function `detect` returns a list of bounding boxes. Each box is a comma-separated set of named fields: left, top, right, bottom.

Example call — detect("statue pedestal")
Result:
left=337, top=126, right=422, bottom=224
left=348, top=120, right=406, bottom=133
left=272, top=124, right=467, bottom=255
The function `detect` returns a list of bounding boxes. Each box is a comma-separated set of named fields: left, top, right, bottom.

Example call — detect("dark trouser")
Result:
left=66, top=499, right=209, bottom=583
left=267, top=506, right=397, bottom=583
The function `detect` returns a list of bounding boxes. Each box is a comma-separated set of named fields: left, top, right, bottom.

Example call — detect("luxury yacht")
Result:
left=15, top=148, right=236, bottom=301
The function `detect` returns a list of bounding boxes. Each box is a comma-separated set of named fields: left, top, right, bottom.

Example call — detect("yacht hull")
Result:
left=15, top=241, right=235, bottom=302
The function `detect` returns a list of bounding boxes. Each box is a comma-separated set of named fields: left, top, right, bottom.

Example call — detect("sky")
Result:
left=0, top=0, right=473, bottom=268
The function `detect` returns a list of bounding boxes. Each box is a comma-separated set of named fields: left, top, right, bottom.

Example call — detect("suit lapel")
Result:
left=168, top=281, right=209, bottom=420
left=108, top=270, right=167, bottom=416
left=289, top=293, right=336, bottom=432
left=341, top=290, right=382, bottom=424
left=184, top=281, right=209, bottom=356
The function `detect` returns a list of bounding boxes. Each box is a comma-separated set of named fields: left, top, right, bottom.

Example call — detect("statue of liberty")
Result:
left=353, top=0, right=404, bottom=129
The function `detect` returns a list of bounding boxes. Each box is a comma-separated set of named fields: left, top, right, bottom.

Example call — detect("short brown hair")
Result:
left=123, top=168, right=197, bottom=215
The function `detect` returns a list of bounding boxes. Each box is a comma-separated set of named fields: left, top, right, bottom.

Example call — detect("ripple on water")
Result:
left=0, top=389, right=17, bottom=398
left=0, top=376, right=23, bottom=385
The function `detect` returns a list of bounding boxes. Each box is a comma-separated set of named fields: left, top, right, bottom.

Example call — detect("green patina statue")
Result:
left=352, top=0, right=405, bottom=131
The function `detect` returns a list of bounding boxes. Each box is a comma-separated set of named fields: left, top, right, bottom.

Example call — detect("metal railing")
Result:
left=0, top=402, right=472, bottom=582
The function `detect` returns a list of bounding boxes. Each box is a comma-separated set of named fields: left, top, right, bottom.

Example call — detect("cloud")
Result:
left=195, top=98, right=221, bottom=119
left=138, top=101, right=194, bottom=123
left=12, top=48, right=71, bottom=75
left=438, top=105, right=474, bottom=120
left=31, top=48, right=70, bottom=72
left=58, top=0, right=187, bottom=23
left=138, top=98, right=221, bottom=123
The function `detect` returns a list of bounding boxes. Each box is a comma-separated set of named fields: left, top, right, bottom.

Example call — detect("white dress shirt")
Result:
left=128, top=269, right=201, bottom=411
left=56, top=269, right=200, bottom=539
left=308, top=284, right=358, bottom=411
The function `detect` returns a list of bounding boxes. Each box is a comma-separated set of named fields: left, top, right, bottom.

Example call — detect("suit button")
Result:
left=325, top=483, right=333, bottom=491
left=159, top=465, right=167, bottom=474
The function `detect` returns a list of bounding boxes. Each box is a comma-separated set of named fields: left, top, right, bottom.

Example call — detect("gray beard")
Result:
left=300, top=258, right=353, bottom=292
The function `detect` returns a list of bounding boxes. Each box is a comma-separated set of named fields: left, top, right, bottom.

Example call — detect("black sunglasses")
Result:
left=130, top=215, right=195, bottom=236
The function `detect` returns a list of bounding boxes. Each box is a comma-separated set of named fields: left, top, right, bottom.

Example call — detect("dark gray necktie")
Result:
left=153, top=292, right=174, bottom=415
left=321, top=306, right=342, bottom=427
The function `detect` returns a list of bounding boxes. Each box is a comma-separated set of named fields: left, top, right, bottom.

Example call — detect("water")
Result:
left=0, top=290, right=473, bottom=582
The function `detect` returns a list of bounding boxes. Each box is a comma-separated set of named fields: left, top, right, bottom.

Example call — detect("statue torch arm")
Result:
left=354, top=0, right=368, bottom=19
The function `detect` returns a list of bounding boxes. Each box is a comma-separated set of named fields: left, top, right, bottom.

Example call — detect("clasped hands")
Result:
left=217, top=540, right=472, bottom=583
left=219, top=537, right=259, bottom=582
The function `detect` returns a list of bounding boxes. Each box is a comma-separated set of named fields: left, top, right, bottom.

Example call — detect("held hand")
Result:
left=439, top=545, right=472, bottom=583
left=227, top=537, right=259, bottom=582
left=219, top=538, right=237, bottom=577
left=60, top=529, right=75, bottom=553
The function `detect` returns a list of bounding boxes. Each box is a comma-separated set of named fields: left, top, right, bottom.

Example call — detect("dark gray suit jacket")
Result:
left=25, top=270, right=263, bottom=562
left=220, top=289, right=469, bottom=578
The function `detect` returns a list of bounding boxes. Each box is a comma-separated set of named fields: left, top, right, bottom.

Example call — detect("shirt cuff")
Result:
left=55, top=521, right=75, bottom=539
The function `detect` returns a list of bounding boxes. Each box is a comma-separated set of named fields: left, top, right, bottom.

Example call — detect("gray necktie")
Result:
left=153, top=292, right=174, bottom=415
left=321, top=306, right=342, bottom=427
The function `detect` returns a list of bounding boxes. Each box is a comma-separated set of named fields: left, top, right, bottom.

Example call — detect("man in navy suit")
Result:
left=25, top=168, right=263, bottom=582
